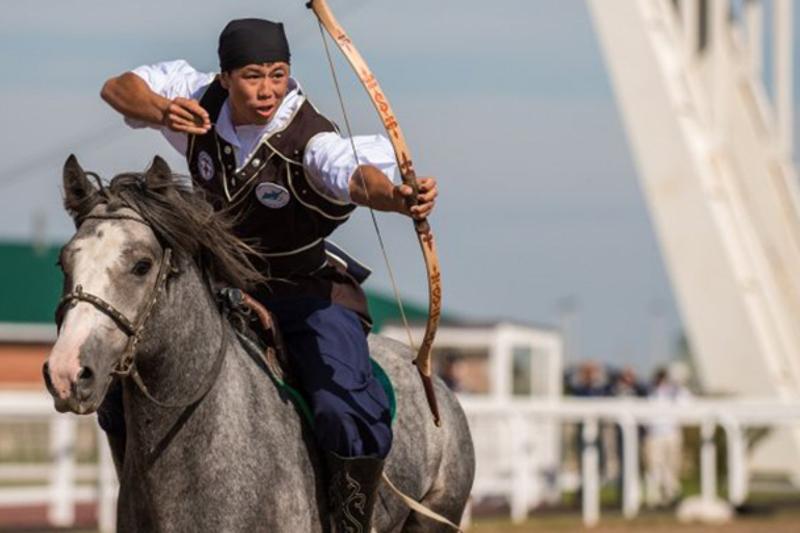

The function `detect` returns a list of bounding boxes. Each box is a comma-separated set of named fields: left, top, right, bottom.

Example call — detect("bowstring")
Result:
left=316, top=21, right=418, bottom=353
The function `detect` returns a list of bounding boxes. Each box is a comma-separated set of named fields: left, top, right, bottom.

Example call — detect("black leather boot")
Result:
left=326, top=452, right=384, bottom=533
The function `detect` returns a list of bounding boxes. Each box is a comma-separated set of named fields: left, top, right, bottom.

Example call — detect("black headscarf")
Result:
left=218, top=18, right=291, bottom=72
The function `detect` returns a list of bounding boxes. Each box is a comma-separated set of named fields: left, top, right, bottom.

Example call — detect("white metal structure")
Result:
left=4, top=391, right=800, bottom=529
left=588, top=0, right=800, bottom=477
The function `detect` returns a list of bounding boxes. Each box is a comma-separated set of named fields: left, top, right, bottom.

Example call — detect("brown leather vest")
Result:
left=186, top=79, right=370, bottom=328
left=187, top=79, right=356, bottom=276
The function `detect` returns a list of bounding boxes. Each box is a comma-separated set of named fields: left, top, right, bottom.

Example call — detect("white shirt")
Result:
left=125, top=59, right=398, bottom=202
left=647, top=383, right=691, bottom=437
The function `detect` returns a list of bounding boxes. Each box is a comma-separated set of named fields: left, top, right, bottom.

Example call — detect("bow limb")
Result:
left=306, top=0, right=443, bottom=426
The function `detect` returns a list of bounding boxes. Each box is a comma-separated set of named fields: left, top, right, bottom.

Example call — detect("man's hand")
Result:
left=162, top=97, right=211, bottom=135
left=395, top=176, right=438, bottom=220
left=348, top=165, right=438, bottom=219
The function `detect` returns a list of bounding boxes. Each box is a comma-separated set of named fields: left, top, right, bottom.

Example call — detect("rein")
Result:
left=55, top=213, right=229, bottom=409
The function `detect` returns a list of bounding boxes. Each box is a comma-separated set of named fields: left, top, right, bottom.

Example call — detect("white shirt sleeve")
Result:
left=123, top=60, right=216, bottom=155
left=303, top=132, right=398, bottom=203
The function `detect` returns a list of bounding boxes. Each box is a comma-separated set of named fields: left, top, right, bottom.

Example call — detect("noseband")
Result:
left=55, top=233, right=174, bottom=378
left=55, top=212, right=229, bottom=409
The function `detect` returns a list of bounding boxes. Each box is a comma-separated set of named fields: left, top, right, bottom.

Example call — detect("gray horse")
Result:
left=44, top=155, right=474, bottom=532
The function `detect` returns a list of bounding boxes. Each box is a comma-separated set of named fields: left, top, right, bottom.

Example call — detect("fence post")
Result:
left=582, top=417, right=600, bottom=527
left=721, top=417, right=748, bottom=506
left=48, top=413, right=76, bottom=527
left=619, top=415, right=641, bottom=518
left=510, top=412, right=531, bottom=523
left=700, top=419, right=717, bottom=504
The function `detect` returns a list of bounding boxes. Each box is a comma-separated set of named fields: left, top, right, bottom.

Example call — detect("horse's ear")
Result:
left=63, top=154, right=98, bottom=218
left=145, top=155, right=173, bottom=188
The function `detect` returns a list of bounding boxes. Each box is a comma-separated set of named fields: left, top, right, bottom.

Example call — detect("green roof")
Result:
left=0, top=242, right=441, bottom=331
left=364, top=290, right=429, bottom=331
left=0, top=242, right=62, bottom=325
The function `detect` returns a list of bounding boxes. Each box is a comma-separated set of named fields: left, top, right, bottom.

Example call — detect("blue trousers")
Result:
left=267, top=298, right=393, bottom=459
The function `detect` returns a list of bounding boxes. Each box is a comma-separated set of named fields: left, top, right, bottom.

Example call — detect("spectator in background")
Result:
left=610, top=367, right=647, bottom=398
left=609, top=366, right=647, bottom=505
left=645, top=367, right=690, bottom=507
left=569, top=361, right=608, bottom=398
left=439, top=354, right=462, bottom=392
left=568, top=362, right=611, bottom=492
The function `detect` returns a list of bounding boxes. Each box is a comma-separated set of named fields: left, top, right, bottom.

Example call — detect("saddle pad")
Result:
left=234, top=328, right=396, bottom=427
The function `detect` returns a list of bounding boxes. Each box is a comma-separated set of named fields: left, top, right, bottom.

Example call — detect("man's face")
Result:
left=220, top=62, right=290, bottom=126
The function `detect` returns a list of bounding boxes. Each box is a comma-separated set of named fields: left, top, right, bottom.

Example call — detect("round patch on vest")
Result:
left=197, top=151, right=215, bottom=181
left=255, top=182, right=290, bottom=208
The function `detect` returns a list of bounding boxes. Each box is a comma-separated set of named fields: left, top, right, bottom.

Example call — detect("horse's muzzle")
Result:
left=43, top=361, right=99, bottom=414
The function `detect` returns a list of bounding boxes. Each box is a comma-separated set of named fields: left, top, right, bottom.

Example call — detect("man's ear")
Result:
left=63, top=154, right=99, bottom=220
left=219, top=71, right=230, bottom=90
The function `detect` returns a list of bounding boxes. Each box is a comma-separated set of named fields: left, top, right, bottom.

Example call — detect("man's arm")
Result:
left=101, top=73, right=168, bottom=125
left=348, top=165, right=437, bottom=220
left=101, top=72, right=211, bottom=135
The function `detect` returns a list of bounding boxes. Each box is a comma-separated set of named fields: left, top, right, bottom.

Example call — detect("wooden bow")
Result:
left=306, top=0, right=443, bottom=426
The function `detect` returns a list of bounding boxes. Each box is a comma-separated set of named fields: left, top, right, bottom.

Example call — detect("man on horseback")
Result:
left=101, top=18, right=437, bottom=531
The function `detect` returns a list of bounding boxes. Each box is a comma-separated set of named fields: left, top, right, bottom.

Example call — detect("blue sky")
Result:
left=1, top=0, right=797, bottom=374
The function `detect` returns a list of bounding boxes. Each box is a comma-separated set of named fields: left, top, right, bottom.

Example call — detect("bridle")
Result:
left=54, top=213, right=229, bottom=409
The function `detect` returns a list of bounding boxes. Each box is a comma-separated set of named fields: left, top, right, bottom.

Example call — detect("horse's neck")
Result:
left=123, top=265, right=311, bottom=458
left=118, top=268, right=321, bottom=527
left=123, top=267, right=228, bottom=440
left=136, top=267, right=223, bottom=397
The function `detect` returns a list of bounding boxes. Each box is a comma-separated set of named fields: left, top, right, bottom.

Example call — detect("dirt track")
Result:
left=471, top=510, right=800, bottom=532
left=3, top=502, right=800, bottom=532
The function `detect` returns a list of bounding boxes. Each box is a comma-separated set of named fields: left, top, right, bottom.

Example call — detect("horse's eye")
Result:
left=132, top=259, right=153, bottom=277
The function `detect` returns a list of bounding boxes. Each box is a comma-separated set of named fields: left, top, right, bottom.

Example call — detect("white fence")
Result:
left=0, top=391, right=117, bottom=532
left=461, top=395, right=800, bottom=526
left=3, top=391, right=800, bottom=530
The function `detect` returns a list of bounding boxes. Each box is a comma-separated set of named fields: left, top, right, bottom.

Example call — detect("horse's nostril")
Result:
left=74, top=366, right=96, bottom=403
left=42, top=362, right=55, bottom=393
left=77, top=366, right=95, bottom=383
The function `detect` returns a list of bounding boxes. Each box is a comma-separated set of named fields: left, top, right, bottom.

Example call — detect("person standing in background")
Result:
left=645, top=367, right=690, bottom=507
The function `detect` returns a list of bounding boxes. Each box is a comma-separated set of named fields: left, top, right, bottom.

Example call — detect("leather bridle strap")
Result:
left=127, top=312, right=229, bottom=409
left=56, top=244, right=229, bottom=409
left=113, top=247, right=174, bottom=377
left=55, top=248, right=175, bottom=377
left=56, top=284, right=137, bottom=336
left=56, top=210, right=230, bottom=410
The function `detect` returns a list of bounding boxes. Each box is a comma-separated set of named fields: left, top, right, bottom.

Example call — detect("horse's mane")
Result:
left=70, top=172, right=265, bottom=290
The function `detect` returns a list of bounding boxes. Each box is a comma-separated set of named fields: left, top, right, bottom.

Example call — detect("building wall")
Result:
left=0, top=343, right=49, bottom=388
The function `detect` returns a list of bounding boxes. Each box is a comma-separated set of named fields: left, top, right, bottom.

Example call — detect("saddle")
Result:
left=217, top=288, right=290, bottom=384
left=217, top=287, right=397, bottom=428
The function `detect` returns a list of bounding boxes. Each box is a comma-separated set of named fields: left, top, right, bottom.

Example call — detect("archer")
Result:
left=101, top=17, right=437, bottom=531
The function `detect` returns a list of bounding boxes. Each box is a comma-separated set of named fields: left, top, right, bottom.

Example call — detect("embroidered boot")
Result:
left=326, top=452, right=384, bottom=533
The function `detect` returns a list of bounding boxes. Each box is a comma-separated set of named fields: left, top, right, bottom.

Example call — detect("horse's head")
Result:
left=44, top=155, right=175, bottom=413
left=44, top=155, right=264, bottom=415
